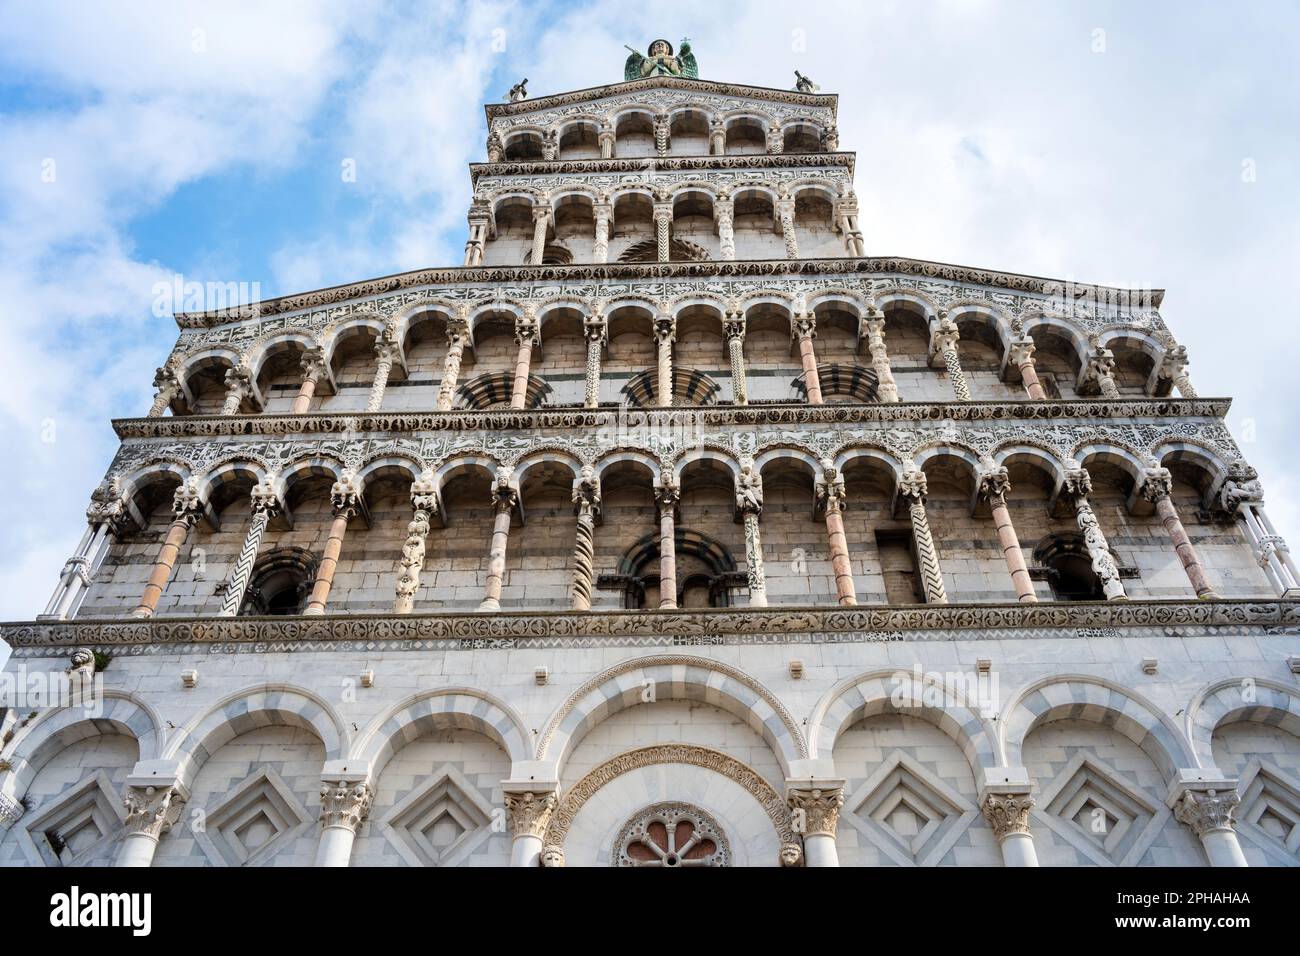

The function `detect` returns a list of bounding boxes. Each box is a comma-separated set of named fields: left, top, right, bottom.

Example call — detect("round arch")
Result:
left=1185, top=677, right=1300, bottom=769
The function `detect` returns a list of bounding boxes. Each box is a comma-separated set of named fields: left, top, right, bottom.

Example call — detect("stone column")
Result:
left=980, top=791, right=1039, bottom=867
left=862, top=309, right=899, bottom=402
left=776, top=197, right=799, bottom=259
left=222, top=364, right=254, bottom=415
left=654, top=312, right=676, bottom=407
left=736, top=460, right=767, bottom=607
left=479, top=470, right=518, bottom=611
left=540, top=127, right=558, bottom=160
left=116, top=782, right=187, bottom=867
left=463, top=195, right=491, bottom=267
left=303, top=472, right=362, bottom=616
left=835, top=191, right=865, bottom=256
left=315, top=778, right=373, bottom=867
left=291, top=348, right=327, bottom=415
left=1158, top=344, right=1197, bottom=397
left=486, top=130, right=503, bottom=162
left=218, top=481, right=281, bottom=616
left=570, top=467, right=601, bottom=611
left=366, top=333, right=398, bottom=412
left=394, top=474, right=438, bottom=614
left=655, top=478, right=680, bottom=610
left=793, top=313, right=823, bottom=405
left=721, top=310, right=749, bottom=405
left=597, top=118, right=615, bottom=158
left=1173, top=788, right=1247, bottom=867
left=932, top=316, right=971, bottom=401
left=978, top=464, right=1037, bottom=602
left=709, top=116, right=726, bottom=155
left=530, top=202, right=551, bottom=265
left=435, top=313, right=470, bottom=411
left=653, top=111, right=669, bottom=156
left=816, top=463, right=857, bottom=606
left=653, top=201, right=673, bottom=262
left=592, top=201, right=612, bottom=263
left=44, top=515, right=113, bottom=621
left=1008, top=335, right=1047, bottom=400
left=788, top=786, right=844, bottom=867
left=148, top=366, right=181, bottom=417
left=1086, top=345, right=1120, bottom=398
left=1062, top=466, right=1127, bottom=600
left=1141, top=467, right=1218, bottom=598
left=505, top=788, right=559, bottom=867
left=898, top=469, right=947, bottom=604
left=714, top=197, right=735, bottom=261
left=583, top=311, right=607, bottom=408
left=132, top=480, right=203, bottom=618
left=510, top=309, right=539, bottom=409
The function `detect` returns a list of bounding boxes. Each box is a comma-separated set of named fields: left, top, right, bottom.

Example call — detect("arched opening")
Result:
left=671, top=189, right=717, bottom=255
left=238, top=547, right=318, bottom=615
left=668, top=108, right=710, bottom=155
left=612, top=528, right=740, bottom=609
left=614, top=110, right=656, bottom=158
left=782, top=122, right=823, bottom=154
left=557, top=120, right=600, bottom=160
left=1033, top=533, right=1105, bottom=601
left=551, top=193, right=594, bottom=262
left=725, top=116, right=767, bottom=155
left=610, top=192, right=654, bottom=257
left=503, top=130, right=544, bottom=161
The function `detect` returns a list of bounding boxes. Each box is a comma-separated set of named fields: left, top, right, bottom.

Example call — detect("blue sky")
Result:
left=1, top=0, right=1298, bottom=623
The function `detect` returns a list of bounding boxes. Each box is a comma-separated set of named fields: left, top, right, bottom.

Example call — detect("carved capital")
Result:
left=1008, top=335, right=1036, bottom=368
left=491, top=468, right=519, bottom=513
left=319, top=780, right=373, bottom=833
left=330, top=470, right=363, bottom=518
left=653, top=313, right=676, bottom=345
left=1173, top=788, right=1240, bottom=837
left=735, top=461, right=763, bottom=517
left=931, top=317, right=960, bottom=353
left=504, top=790, right=558, bottom=839
left=722, top=311, right=746, bottom=340
left=572, top=465, right=602, bottom=518
left=980, top=791, right=1035, bottom=840
left=977, top=464, right=1011, bottom=504
left=792, top=312, right=816, bottom=340
left=1062, top=465, right=1093, bottom=500
left=788, top=787, right=844, bottom=838
left=654, top=478, right=681, bottom=516
left=123, top=785, right=187, bottom=840
left=171, top=477, right=204, bottom=524
left=249, top=478, right=283, bottom=518
left=1218, top=459, right=1263, bottom=516
left=1139, top=467, right=1173, bottom=503
left=410, top=471, right=440, bottom=515
left=897, top=468, right=928, bottom=504
left=815, top=463, right=847, bottom=513
left=299, top=347, right=327, bottom=381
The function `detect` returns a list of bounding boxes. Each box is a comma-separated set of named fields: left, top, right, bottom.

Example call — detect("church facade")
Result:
left=3, top=41, right=1300, bottom=868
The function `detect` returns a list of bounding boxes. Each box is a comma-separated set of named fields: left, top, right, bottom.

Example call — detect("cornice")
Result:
left=4, top=599, right=1296, bottom=649
left=484, top=75, right=838, bottom=120
left=469, top=151, right=855, bottom=183
left=112, top=398, right=1230, bottom=440
left=173, top=256, right=1166, bottom=328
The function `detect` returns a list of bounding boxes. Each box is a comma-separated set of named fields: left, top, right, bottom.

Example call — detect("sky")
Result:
left=1, top=0, right=1297, bottom=625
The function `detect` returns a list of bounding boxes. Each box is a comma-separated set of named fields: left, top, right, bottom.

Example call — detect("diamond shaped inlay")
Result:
left=378, top=764, right=494, bottom=868
left=1037, top=753, right=1165, bottom=866
left=1235, top=760, right=1300, bottom=862
left=17, top=771, right=126, bottom=867
left=193, top=768, right=313, bottom=867
left=844, top=751, right=977, bottom=866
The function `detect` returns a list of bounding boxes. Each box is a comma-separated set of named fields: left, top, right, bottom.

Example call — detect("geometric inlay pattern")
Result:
left=377, top=764, right=494, bottom=868
left=193, top=768, right=313, bottom=867
left=17, top=771, right=127, bottom=867
left=1036, top=753, right=1167, bottom=867
left=1235, top=759, right=1300, bottom=865
left=842, top=751, right=977, bottom=866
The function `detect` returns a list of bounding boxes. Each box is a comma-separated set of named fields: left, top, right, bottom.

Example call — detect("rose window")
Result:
left=614, top=802, right=731, bottom=867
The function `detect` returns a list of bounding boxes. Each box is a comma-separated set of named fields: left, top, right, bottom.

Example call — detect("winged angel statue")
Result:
left=624, top=38, right=698, bottom=80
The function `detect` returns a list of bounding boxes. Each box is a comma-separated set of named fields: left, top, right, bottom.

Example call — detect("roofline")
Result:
left=173, top=256, right=1166, bottom=329
left=484, top=75, right=838, bottom=122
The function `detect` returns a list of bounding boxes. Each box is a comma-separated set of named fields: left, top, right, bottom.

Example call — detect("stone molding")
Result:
left=172, top=257, right=1165, bottom=327
left=541, top=743, right=798, bottom=854
left=113, top=397, right=1231, bottom=441
left=470, top=151, right=854, bottom=182
left=5, top=598, right=1295, bottom=649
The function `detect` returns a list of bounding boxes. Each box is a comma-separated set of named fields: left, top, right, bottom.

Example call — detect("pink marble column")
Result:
left=132, top=483, right=203, bottom=618
left=817, top=465, right=857, bottom=605
left=979, top=466, right=1037, bottom=602
left=303, top=475, right=362, bottom=616
left=794, top=314, right=823, bottom=405
left=1142, top=468, right=1219, bottom=598
left=656, top=481, right=680, bottom=609
left=292, top=348, right=327, bottom=415
left=510, top=314, right=538, bottom=410
left=479, top=471, right=518, bottom=611
left=1008, top=336, right=1047, bottom=401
